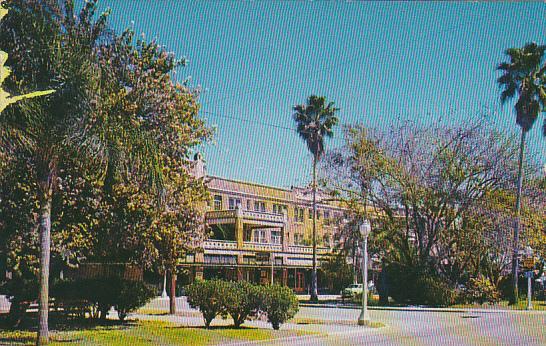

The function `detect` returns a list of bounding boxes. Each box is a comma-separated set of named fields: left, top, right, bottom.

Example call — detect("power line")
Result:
left=203, top=110, right=296, bottom=132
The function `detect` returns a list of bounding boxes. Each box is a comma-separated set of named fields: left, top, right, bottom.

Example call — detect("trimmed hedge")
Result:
left=186, top=280, right=299, bottom=329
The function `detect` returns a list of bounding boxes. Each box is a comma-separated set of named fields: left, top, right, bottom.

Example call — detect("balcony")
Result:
left=242, top=242, right=282, bottom=252
left=205, top=209, right=285, bottom=228
left=203, top=239, right=330, bottom=256
left=204, top=239, right=237, bottom=250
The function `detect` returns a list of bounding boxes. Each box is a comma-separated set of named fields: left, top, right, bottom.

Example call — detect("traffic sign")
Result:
left=524, top=271, right=534, bottom=279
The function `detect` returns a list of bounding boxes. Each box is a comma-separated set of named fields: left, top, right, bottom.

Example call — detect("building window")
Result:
left=308, top=209, right=313, bottom=219
left=253, top=229, right=268, bottom=243
left=271, top=230, right=281, bottom=244
left=228, top=197, right=241, bottom=210
left=213, top=195, right=222, bottom=210
left=254, top=201, right=266, bottom=212
left=273, top=204, right=286, bottom=215
left=246, top=199, right=251, bottom=210
left=294, top=207, right=304, bottom=222
left=324, top=211, right=330, bottom=225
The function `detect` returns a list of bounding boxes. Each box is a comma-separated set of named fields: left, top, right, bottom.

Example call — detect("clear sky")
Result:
left=96, top=1, right=545, bottom=188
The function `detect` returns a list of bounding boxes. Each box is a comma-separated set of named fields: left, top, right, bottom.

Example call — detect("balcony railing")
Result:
left=241, top=210, right=285, bottom=223
left=287, top=245, right=330, bottom=254
left=242, top=242, right=282, bottom=252
left=204, top=239, right=237, bottom=250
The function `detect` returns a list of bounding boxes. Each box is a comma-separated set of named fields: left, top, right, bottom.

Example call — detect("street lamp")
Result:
left=358, top=219, right=372, bottom=326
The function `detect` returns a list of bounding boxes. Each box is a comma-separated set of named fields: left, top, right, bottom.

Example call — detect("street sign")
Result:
left=524, top=271, right=534, bottom=279
left=523, top=258, right=535, bottom=269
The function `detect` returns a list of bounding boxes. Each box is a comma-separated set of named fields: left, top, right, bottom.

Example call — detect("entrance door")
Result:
left=295, top=271, right=305, bottom=292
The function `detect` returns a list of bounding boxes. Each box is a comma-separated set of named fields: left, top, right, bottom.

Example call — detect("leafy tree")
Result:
left=292, top=95, right=339, bottom=302
left=497, top=42, right=546, bottom=303
left=320, top=253, right=354, bottom=293
left=324, top=120, right=519, bottom=293
left=0, top=1, right=111, bottom=342
left=0, top=1, right=211, bottom=342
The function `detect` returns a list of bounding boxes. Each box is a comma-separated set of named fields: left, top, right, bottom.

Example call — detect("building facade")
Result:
left=180, top=171, right=347, bottom=293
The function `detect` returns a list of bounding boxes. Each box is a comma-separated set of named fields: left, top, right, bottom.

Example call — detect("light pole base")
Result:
left=358, top=318, right=371, bottom=326
left=358, top=310, right=371, bottom=326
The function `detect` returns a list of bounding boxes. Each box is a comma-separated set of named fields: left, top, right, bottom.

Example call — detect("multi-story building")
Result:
left=181, top=158, right=347, bottom=293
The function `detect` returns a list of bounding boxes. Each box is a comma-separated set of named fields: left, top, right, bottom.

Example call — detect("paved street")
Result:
left=140, top=297, right=546, bottom=346
left=3, top=295, right=545, bottom=345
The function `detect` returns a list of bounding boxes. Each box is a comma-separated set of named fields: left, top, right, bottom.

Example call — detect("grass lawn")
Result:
left=451, top=299, right=546, bottom=311
left=1, top=319, right=315, bottom=345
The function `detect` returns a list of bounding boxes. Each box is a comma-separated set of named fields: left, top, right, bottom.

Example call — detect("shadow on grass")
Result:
left=167, top=325, right=258, bottom=330
left=0, top=311, right=137, bottom=332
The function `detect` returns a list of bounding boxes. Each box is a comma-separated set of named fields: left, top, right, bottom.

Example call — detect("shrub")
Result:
left=186, top=279, right=229, bottom=328
left=224, top=281, right=262, bottom=328
left=460, top=277, right=501, bottom=305
left=261, top=284, right=299, bottom=330
left=115, top=280, right=156, bottom=321
left=352, top=290, right=380, bottom=306
left=53, top=278, right=155, bottom=320
left=385, top=263, right=456, bottom=306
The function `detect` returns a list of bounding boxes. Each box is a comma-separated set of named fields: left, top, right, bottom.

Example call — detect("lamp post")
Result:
left=358, top=219, right=372, bottom=326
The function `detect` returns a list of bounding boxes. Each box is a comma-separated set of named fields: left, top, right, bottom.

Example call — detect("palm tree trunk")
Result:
left=37, top=188, right=52, bottom=345
left=169, top=269, right=177, bottom=314
left=310, top=156, right=318, bottom=302
left=510, top=129, right=526, bottom=304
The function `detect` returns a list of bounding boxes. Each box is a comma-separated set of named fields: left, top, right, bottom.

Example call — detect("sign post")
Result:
left=523, top=255, right=535, bottom=311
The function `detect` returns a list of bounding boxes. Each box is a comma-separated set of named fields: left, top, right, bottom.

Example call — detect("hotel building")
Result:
left=182, top=158, right=347, bottom=292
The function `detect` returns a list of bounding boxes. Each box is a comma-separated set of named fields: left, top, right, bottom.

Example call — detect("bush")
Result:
left=261, top=284, right=299, bottom=330
left=385, top=263, right=456, bottom=306
left=224, top=281, right=262, bottom=328
left=53, top=278, right=155, bottom=320
left=186, top=279, right=229, bottom=328
left=460, top=277, right=501, bottom=305
left=352, top=290, right=380, bottom=306
left=115, top=280, right=156, bottom=321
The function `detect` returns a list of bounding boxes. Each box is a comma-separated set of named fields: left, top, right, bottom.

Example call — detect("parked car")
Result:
left=341, top=284, right=363, bottom=299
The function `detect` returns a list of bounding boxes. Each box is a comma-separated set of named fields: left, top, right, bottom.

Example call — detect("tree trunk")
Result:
left=169, top=270, right=177, bottom=314
left=37, top=191, right=52, bottom=345
left=310, top=156, right=318, bottom=302
left=352, top=242, right=358, bottom=284
left=510, top=129, right=526, bottom=304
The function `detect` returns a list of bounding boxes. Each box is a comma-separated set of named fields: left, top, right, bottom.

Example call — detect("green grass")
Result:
left=1, top=320, right=315, bottom=346
left=451, top=299, right=546, bottom=311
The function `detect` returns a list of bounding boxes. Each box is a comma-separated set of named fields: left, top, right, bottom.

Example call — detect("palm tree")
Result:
left=293, top=95, right=339, bottom=302
left=0, top=2, right=162, bottom=343
left=497, top=42, right=546, bottom=304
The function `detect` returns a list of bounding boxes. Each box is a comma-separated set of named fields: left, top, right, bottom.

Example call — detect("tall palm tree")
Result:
left=0, top=1, right=162, bottom=343
left=293, top=95, right=339, bottom=302
left=497, top=42, right=546, bottom=304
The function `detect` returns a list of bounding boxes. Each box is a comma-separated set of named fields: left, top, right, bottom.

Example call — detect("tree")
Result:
left=323, top=120, right=519, bottom=298
left=292, top=95, right=339, bottom=302
left=497, top=42, right=546, bottom=303
left=0, top=1, right=112, bottom=342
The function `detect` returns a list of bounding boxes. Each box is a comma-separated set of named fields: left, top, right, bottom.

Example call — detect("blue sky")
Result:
left=97, top=1, right=545, bottom=188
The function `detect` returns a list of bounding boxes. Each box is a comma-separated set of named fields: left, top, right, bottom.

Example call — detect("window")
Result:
left=316, top=210, right=320, bottom=219
left=324, top=211, right=330, bottom=220
left=247, top=200, right=251, bottom=210
left=273, top=204, right=286, bottom=215
left=254, top=201, right=266, bottom=212
left=253, top=229, right=268, bottom=243
left=271, top=230, right=281, bottom=244
left=308, top=209, right=313, bottom=219
left=294, top=207, right=304, bottom=222
left=213, top=195, right=222, bottom=210
left=228, top=197, right=241, bottom=210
